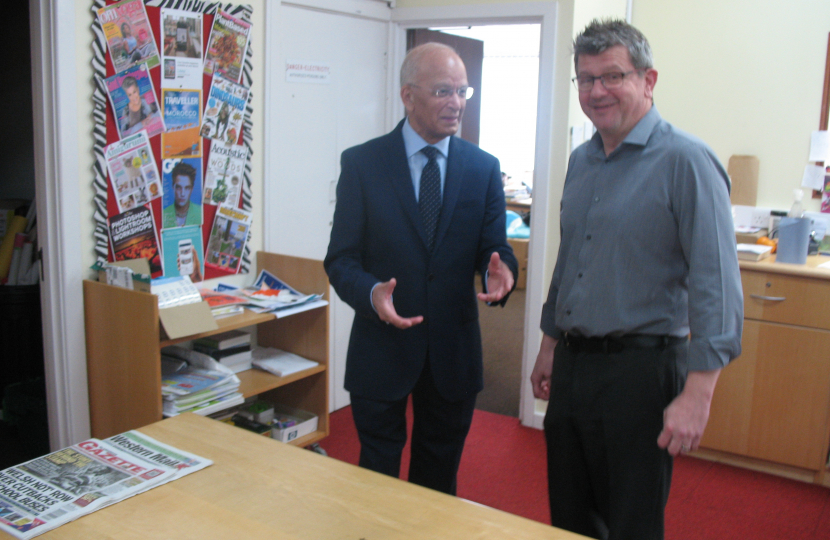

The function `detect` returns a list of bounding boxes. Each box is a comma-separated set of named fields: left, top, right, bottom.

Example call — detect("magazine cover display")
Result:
left=203, top=10, right=251, bottom=83
left=160, top=225, right=204, bottom=282
left=204, top=143, right=248, bottom=207
left=104, top=131, right=162, bottom=213
left=201, top=74, right=248, bottom=145
left=161, top=157, right=203, bottom=230
left=97, top=0, right=160, bottom=74
left=161, top=89, right=202, bottom=158
left=0, top=431, right=210, bottom=540
left=105, top=63, right=165, bottom=140
left=160, top=8, right=203, bottom=90
left=107, top=204, right=163, bottom=275
left=204, top=205, right=252, bottom=274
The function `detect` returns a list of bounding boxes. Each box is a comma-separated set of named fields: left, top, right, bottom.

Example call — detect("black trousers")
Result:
left=544, top=337, right=688, bottom=540
left=349, top=360, right=477, bottom=495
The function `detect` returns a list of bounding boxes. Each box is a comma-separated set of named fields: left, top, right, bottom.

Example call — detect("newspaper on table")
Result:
left=0, top=430, right=211, bottom=539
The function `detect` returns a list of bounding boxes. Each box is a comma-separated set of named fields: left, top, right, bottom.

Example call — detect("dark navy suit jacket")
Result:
left=324, top=120, right=518, bottom=403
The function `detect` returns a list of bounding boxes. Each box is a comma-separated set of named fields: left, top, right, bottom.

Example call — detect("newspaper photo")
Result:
left=97, top=0, right=160, bottom=74
left=203, top=10, right=251, bottom=83
left=204, top=205, right=251, bottom=274
left=104, top=131, right=162, bottom=213
left=160, top=8, right=203, bottom=90
left=0, top=430, right=212, bottom=540
left=107, top=204, right=163, bottom=276
left=203, top=143, right=248, bottom=207
left=105, top=63, right=165, bottom=140
left=201, top=74, right=248, bottom=145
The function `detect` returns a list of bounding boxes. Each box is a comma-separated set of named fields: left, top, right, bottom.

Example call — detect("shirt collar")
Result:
left=402, top=117, right=451, bottom=159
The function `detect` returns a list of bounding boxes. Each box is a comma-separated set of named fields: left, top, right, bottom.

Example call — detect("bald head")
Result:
left=399, top=43, right=469, bottom=144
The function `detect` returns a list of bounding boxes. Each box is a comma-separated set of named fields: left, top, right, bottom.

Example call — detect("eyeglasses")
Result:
left=410, top=84, right=474, bottom=100
left=572, top=70, right=641, bottom=92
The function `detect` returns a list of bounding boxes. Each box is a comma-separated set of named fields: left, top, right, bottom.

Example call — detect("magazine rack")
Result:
left=83, top=252, right=329, bottom=445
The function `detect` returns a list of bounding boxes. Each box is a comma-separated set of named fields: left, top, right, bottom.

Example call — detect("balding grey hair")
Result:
left=400, top=42, right=459, bottom=87
left=573, top=18, right=653, bottom=72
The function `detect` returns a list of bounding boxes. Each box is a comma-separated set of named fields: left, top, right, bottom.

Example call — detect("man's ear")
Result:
left=400, top=84, right=414, bottom=112
left=644, top=68, right=658, bottom=100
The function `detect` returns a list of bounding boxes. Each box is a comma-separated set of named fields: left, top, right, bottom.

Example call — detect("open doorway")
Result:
left=410, top=24, right=541, bottom=417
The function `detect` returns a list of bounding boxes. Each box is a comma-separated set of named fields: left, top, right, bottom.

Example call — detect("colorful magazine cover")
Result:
left=161, top=225, right=204, bottom=282
left=105, top=63, right=165, bottom=140
left=203, top=143, right=247, bottom=207
left=104, top=131, right=162, bottom=213
left=161, top=157, right=203, bottom=230
left=203, top=10, right=251, bottom=83
left=107, top=205, right=163, bottom=275
left=97, top=0, right=160, bottom=73
left=201, top=75, right=248, bottom=145
left=161, top=89, right=202, bottom=158
left=160, top=8, right=204, bottom=90
left=204, top=205, right=252, bottom=274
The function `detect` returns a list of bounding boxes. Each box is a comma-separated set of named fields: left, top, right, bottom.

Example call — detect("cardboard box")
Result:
left=93, top=258, right=218, bottom=339
left=271, top=405, right=318, bottom=443
left=507, top=238, right=529, bottom=290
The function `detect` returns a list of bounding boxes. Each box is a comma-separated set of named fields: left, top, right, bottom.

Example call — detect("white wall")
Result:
left=633, top=0, right=829, bottom=213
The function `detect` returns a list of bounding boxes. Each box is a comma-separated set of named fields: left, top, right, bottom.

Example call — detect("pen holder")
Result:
left=775, top=217, right=810, bottom=265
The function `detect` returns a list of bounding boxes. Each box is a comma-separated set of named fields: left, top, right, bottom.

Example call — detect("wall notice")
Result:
left=286, top=60, right=331, bottom=84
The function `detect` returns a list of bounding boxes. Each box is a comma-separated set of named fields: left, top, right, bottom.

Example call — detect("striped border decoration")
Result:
left=90, top=0, right=254, bottom=275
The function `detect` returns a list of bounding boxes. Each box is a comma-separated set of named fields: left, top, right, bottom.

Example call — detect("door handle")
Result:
left=749, top=294, right=786, bottom=302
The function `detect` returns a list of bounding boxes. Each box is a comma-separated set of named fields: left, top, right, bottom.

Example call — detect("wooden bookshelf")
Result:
left=83, top=252, right=330, bottom=446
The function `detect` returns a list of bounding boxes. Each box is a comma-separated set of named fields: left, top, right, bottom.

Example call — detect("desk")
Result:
left=506, top=197, right=532, bottom=214
left=16, top=414, right=587, bottom=539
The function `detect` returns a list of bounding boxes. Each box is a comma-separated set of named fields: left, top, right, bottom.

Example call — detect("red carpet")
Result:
left=322, top=405, right=830, bottom=539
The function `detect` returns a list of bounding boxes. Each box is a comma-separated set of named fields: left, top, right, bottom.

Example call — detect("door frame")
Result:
left=391, top=1, right=574, bottom=428
left=29, top=0, right=91, bottom=449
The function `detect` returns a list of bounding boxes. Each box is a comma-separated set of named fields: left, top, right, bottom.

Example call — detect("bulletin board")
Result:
left=90, top=0, right=254, bottom=282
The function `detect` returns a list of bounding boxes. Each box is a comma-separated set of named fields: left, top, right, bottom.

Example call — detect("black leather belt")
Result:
left=563, top=333, right=687, bottom=354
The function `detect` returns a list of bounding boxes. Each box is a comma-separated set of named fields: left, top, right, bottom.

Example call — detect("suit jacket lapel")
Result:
left=433, top=136, right=464, bottom=250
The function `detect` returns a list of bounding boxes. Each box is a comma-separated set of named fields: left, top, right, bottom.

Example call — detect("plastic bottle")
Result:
left=787, top=189, right=804, bottom=218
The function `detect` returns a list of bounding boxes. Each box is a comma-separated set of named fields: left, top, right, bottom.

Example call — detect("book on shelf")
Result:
left=210, top=304, right=245, bottom=319
left=251, top=347, right=319, bottom=377
left=193, top=329, right=251, bottom=350
left=737, top=243, right=773, bottom=261
left=160, top=346, right=241, bottom=417
left=193, top=339, right=251, bottom=356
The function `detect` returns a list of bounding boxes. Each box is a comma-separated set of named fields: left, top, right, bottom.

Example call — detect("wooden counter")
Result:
left=12, top=414, right=588, bottom=540
left=696, top=254, right=830, bottom=487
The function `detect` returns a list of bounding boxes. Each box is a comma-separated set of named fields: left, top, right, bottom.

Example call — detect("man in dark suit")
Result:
left=325, top=43, right=518, bottom=495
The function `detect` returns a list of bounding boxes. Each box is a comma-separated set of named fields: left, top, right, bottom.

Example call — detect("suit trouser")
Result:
left=544, top=338, right=688, bottom=540
left=349, top=359, right=477, bottom=495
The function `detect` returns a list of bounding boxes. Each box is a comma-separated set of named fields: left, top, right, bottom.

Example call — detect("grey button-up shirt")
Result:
left=540, top=106, right=743, bottom=371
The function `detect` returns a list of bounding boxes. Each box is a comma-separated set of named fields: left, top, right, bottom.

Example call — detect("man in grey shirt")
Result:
left=530, top=19, right=742, bottom=540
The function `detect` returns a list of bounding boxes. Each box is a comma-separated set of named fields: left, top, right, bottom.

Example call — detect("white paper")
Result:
left=801, top=164, right=826, bottom=190
left=809, top=131, right=830, bottom=162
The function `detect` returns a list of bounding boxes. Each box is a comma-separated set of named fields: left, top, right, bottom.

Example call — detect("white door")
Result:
left=263, top=0, right=392, bottom=411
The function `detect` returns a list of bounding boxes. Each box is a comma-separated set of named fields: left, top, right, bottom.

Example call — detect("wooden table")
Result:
left=15, top=414, right=588, bottom=539
left=506, top=197, right=532, bottom=214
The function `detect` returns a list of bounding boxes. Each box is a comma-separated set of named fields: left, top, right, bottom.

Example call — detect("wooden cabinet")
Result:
left=83, top=252, right=329, bottom=447
left=700, top=257, right=830, bottom=484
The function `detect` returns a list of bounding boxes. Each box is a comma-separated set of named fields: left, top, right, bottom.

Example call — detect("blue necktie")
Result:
left=419, top=146, right=442, bottom=251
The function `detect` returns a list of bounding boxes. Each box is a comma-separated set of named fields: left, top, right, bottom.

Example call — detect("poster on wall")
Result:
left=107, top=205, right=163, bottom=275
left=161, top=225, right=204, bottom=282
left=204, top=143, right=247, bottom=207
left=160, top=8, right=204, bottom=90
left=201, top=74, right=248, bottom=145
left=161, top=89, right=202, bottom=158
left=204, top=205, right=251, bottom=274
left=97, top=0, right=160, bottom=73
left=161, top=157, right=203, bottom=230
left=105, top=63, right=165, bottom=140
left=104, top=131, right=162, bottom=213
left=203, top=10, right=251, bottom=83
